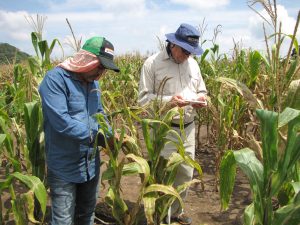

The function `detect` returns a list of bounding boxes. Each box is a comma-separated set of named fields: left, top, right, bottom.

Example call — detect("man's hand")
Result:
left=170, top=95, right=190, bottom=107
left=191, top=94, right=207, bottom=109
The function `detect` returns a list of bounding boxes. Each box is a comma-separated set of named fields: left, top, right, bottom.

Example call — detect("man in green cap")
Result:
left=39, top=36, right=119, bottom=225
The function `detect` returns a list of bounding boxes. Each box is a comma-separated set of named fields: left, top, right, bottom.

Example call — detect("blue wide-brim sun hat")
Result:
left=165, top=23, right=203, bottom=55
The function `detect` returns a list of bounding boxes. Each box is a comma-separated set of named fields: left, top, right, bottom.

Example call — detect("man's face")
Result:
left=81, top=65, right=106, bottom=82
left=170, top=44, right=191, bottom=64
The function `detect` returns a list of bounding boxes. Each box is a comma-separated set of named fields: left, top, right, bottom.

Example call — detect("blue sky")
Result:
left=0, top=0, right=299, bottom=58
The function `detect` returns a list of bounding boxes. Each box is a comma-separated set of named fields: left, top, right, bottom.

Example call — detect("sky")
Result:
left=0, top=0, right=299, bottom=59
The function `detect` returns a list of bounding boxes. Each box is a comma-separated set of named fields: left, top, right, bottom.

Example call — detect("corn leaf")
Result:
left=244, top=203, right=255, bottom=225
left=105, top=187, right=128, bottom=225
left=217, top=77, right=264, bottom=109
left=0, top=134, right=6, bottom=146
left=144, top=184, right=183, bottom=208
left=11, top=172, right=47, bottom=217
left=278, top=107, right=300, bottom=128
left=249, top=50, right=262, bottom=86
left=23, top=191, right=39, bottom=223
left=141, top=119, right=154, bottom=160
left=256, top=109, right=278, bottom=179
left=272, top=115, right=300, bottom=195
left=233, top=148, right=264, bottom=223
left=31, top=32, right=39, bottom=57
left=11, top=198, right=26, bottom=225
left=220, top=150, right=236, bottom=210
left=126, top=154, right=150, bottom=185
left=143, top=194, right=156, bottom=224
left=285, top=79, right=300, bottom=110
left=272, top=190, right=300, bottom=225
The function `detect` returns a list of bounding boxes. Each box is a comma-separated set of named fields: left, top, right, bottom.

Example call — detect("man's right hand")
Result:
left=170, top=95, right=190, bottom=107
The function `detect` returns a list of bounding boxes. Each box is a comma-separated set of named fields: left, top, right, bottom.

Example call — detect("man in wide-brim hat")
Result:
left=138, top=23, right=208, bottom=225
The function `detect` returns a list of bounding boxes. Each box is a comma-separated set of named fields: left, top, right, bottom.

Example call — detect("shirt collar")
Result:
left=162, top=47, right=171, bottom=61
left=58, top=66, right=82, bottom=81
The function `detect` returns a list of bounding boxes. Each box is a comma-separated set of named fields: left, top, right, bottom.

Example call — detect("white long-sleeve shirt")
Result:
left=138, top=48, right=207, bottom=124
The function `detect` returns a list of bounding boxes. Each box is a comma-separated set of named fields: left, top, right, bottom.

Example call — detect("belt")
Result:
left=171, top=121, right=194, bottom=128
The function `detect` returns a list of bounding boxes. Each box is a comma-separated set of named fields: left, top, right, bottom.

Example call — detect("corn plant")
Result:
left=0, top=172, right=47, bottom=225
left=24, top=101, right=45, bottom=182
left=0, top=115, right=22, bottom=172
left=26, top=14, right=63, bottom=76
left=97, top=98, right=202, bottom=225
left=220, top=107, right=300, bottom=225
left=100, top=54, right=144, bottom=109
left=29, top=31, right=63, bottom=77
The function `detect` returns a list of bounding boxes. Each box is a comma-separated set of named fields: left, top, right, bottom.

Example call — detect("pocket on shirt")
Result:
left=68, top=95, right=85, bottom=115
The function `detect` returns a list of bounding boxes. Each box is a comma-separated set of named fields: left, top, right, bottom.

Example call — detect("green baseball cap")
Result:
left=82, top=36, right=120, bottom=72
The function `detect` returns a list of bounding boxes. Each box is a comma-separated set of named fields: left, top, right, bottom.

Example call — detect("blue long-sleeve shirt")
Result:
left=39, top=67, right=105, bottom=183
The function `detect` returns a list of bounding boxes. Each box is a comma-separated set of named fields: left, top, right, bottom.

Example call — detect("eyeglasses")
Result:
left=180, top=47, right=191, bottom=56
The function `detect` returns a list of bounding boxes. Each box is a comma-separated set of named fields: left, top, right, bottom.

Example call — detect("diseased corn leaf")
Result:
left=162, top=107, right=179, bottom=124
left=285, top=79, right=300, bottom=110
left=11, top=172, right=47, bottom=217
left=176, top=179, right=201, bottom=195
left=0, top=134, right=6, bottom=146
left=244, top=203, right=255, bottom=225
left=126, top=154, right=150, bottom=185
left=143, top=194, right=156, bottom=225
left=278, top=107, right=300, bottom=128
left=166, top=152, right=184, bottom=171
left=122, top=135, right=141, bottom=156
left=217, top=77, right=264, bottom=109
left=105, top=188, right=128, bottom=225
left=144, top=184, right=184, bottom=209
left=23, top=191, right=39, bottom=223
left=163, top=153, right=184, bottom=185
left=122, top=162, right=141, bottom=176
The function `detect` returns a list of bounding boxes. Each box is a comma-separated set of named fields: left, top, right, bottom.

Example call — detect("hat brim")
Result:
left=98, top=56, right=120, bottom=72
left=165, top=33, right=203, bottom=55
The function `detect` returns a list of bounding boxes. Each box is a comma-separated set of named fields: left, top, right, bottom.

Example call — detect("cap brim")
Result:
left=98, top=56, right=120, bottom=72
left=165, top=33, right=203, bottom=55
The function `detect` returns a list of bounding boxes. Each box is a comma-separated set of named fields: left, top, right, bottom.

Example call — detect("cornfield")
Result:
left=0, top=1, right=300, bottom=225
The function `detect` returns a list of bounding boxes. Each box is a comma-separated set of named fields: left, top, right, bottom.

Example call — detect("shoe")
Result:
left=171, top=213, right=192, bottom=225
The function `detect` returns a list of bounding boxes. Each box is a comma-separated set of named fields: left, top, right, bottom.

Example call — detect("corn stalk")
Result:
left=220, top=107, right=300, bottom=225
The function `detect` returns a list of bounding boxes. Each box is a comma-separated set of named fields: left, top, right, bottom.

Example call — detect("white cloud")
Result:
left=0, top=10, right=31, bottom=41
left=0, top=1, right=297, bottom=58
left=170, top=0, right=230, bottom=9
left=249, top=5, right=297, bottom=39
left=48, top=0, right=147, bottom=16
left=248, top=4, right=299, bottom=57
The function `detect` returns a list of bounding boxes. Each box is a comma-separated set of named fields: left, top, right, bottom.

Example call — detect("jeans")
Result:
left=47, top=170, right=100, bottom=225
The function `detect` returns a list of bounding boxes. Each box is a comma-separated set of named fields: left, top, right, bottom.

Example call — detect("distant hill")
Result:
left=0, top=43, right=30, bottom=64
